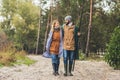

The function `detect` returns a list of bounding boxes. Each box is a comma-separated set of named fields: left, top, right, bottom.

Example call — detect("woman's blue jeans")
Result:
left=51, top=54, right=60, bottom=64
left=51, top=54, right=60, bottom=72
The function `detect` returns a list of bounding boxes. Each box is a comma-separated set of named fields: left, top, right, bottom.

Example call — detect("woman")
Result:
left=43, top=20, right=63, bottom=76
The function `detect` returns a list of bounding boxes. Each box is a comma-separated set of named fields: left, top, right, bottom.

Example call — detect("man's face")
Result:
left=65, top=20, right=69, bottom=24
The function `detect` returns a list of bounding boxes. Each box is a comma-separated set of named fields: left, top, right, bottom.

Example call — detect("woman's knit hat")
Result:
left=65, top=15, right=72, bottom=21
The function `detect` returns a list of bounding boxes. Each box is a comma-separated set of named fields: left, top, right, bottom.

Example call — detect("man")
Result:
left=62, top=15, right=80, bottom=76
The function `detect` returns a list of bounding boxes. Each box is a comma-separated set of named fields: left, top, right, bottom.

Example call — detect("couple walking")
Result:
left=43, top=15, right=80, bottom=76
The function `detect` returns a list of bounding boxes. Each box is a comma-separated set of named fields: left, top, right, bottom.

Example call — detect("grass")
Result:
left=0, top=50, right=36, bottom=67
left=0, top=51, right=16, bottom=66
left=0, top=64, right=4, bottom=68
left=79, top=52, right=104, bottom=61
left=85, top=55, right=104, bottom=61
left=13, top=51, right=36, bottom=66
left=0, top=31, right=36, bottom=67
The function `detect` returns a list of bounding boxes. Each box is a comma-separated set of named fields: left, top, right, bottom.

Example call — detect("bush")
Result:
left=0, top=44, right=16, bottom=66
left=79, top=50, right=86, bottom=60
left=105, top=26, right=120, bottom=69
left=0, top=52, right=16, bottom=66
left=0, top=44, right=35, bottom=67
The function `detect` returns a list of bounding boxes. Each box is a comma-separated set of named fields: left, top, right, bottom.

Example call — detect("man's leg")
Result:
left=63, top=49, right=68, bottom=76
left=69, top=51, right=74, bottom=76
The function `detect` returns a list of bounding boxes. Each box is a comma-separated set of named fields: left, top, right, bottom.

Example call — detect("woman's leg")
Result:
left=51, top=54, right=57, bottom=76
left=56, top=55, right=60, bottom=75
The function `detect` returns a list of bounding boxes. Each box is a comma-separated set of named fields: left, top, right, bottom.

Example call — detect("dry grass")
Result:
left=0, top=44, right=35, bottom=67
left=0, top=51, right=16, bottom=66
left=0, top=43, right=16, bottom=66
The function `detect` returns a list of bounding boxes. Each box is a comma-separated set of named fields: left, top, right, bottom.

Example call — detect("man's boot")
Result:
left=69, top=64, right=73, bottom=76
left=64, top=64, right=68, bottom=76
left=52, top=63, right=56, bottom=76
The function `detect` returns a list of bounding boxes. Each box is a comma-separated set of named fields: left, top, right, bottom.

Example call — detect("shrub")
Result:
left=79, top=50, right=85, bottom=60
left=0, top=44, right=35, bottom=67
left=105, top=26, right=120, bottom=69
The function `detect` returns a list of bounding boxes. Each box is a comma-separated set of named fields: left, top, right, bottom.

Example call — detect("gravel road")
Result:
left=0, top=55, right=119, bottom=80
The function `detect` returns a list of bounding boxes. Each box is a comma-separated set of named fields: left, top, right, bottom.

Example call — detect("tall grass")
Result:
left=0, top=43, right=35, bottom=67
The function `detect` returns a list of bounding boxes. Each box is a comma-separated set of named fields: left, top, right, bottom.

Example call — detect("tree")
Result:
left=0, top=0, right=39, bottom=53
left=85, top=0, right=93, bottom=57
left=1, top=0, right=120, bottom=55
left=36, top=0, right=42, bottom=54
left=105, top=26, right=120, bottom=69
left=0, top=0, right=17, bottom=38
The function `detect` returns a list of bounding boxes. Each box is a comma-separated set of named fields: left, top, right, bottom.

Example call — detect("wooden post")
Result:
left=36, top=0, right=41, bottom=54
left=85, top=0, right=93, bottom=57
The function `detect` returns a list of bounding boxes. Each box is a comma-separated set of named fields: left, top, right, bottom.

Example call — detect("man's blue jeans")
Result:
left=63, top=49, right=74, bottom=65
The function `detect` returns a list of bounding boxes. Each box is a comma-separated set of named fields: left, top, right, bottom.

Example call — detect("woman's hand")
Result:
left=77, top=32, right=81, bottom=36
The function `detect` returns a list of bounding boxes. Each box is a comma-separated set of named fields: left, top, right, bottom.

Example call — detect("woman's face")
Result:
left=54, top=21, right=59, bottom=27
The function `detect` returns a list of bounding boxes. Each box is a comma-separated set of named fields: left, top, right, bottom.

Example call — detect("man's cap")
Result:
left=65, top=15, right=72, bottom=21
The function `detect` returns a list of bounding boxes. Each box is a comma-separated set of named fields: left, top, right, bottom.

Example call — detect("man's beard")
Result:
left=66, top=21, right=70, bottom=25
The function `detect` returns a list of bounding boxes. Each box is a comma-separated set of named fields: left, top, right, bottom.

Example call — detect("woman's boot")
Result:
left=52, top=63, right=56, bottom=76
left=56, top=64, right=59, bottom=75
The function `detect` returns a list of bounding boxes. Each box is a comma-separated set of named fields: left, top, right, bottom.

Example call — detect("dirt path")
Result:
left=0, top=55, right=120, bottom=80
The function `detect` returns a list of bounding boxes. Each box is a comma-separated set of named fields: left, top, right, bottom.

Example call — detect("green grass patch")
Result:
left=13, top=54, right=36, bottom=66
left=0, top=64, right=4, bottom=68
left=78, top=50, right=104, bottom=61
left=85, top=56, right=104, bottom=61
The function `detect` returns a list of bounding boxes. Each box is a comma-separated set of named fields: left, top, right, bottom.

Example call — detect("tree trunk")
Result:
left=43, top=0, right=53, bottom=52
left=43, top=16, right=50, bottom=52
left=85, top=0, right=93, bottom=57
left=36, top=0, right=41, bottom=54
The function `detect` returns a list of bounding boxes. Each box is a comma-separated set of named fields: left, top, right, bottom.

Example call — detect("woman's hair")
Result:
left=51, top=20, right=59, bottom=32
